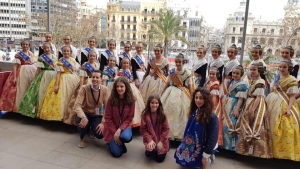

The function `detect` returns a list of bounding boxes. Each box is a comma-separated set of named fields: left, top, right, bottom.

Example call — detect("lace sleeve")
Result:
left=286, top=86, right=299, bottom=94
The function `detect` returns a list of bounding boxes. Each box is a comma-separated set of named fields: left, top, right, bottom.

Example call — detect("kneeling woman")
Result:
left=117, top=58, right=145, bottom=127
left=104, top=77, right=136, bottom=157
left=140, top=95, right=169, bottom=163
left=174, top=88, right=218, bottom=169
left=236, top=62, right=273, bottom=158
left=161, top=53, right=192, bottom=140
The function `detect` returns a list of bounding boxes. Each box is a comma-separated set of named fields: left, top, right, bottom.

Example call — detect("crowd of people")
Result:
left=0, top=32, right=300, bottom=169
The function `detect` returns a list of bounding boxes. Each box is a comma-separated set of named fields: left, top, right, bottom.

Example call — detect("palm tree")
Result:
left=148, top=10, right=189, bottom=57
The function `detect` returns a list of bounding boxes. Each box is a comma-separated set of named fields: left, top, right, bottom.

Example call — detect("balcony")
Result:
left=112, top=20, right=116, bottom=22
left=143, top=11, right=156, bottom=15
left=132, top=29, right=137, bottom=32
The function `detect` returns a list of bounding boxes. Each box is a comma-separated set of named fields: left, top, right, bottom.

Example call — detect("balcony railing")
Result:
left=143, top=11, right=157, bottom=15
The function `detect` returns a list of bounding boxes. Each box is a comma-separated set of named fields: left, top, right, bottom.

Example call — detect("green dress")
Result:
left=18, top=56, right=56, bottom=118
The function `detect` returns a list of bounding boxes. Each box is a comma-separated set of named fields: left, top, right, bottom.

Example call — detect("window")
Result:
left=121, top=16, right=124, bottom=21
left=231, top=37, right=235, bottom=43
left=127, top=16, right=130, bottom=22
left=268, top=38, right=274, bottom=45
left=271, top=29, right=274, bottom=34
left=32, top=6, right=35, bottom=8
left=133, top=16, right=136, bottom=23
left=127, top=25, right=130, bottom=29
left=254, top=28, right=258, bottom=33
left=260, top=38, right=266, bottom=44
left=262, top=28, right=266, bottom=34
left=121, top=25, right=124, bottom=30
left=233, top=27, right=236, bottom=33
left=133, top=25, right=136, bottom=30
left=277, top=39, right=282, bottom=45
left=280, top=29, right=283, bottom=34
left=240, top=27, right=244, bottom=34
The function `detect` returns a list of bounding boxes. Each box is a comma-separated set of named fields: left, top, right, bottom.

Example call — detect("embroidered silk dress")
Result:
left=0, top=51, right=36, bottom=112
left=140, top=57, right=169, bottom=103
left=117, top=69, right=145, bottom=127
left=18, top=54, right=57, bottom=118
left=102, top=66, right=119, bottom=97
left=161, top=69, right=191, bottom=140
left=206, top=80, right=223, bottom=146
left=222, top=80, right=248, bottom=151
left=265, top=75, right=300, bottom=161
left=236, top=78, right=273, bottom=158
left=63, top=61, right=100, bottom=125
left=38, top=58, right=80, bottom=121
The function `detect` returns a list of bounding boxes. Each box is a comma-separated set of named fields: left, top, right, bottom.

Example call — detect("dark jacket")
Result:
left=202, top=113, right=219, bottom=155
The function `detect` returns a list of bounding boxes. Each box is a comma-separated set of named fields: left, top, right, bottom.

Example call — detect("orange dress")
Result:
left=206, top=80, right=223, bottom=146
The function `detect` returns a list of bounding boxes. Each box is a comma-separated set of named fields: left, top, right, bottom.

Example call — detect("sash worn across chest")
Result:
left=18, top=52, right=31, bottom=62
left=41, top=54, right=54, bottom=69
left=207, top=81, right=221, bottom=117
left=106, top=67, right=116, bottom=78
left=133, top=55, right=145, bottom=70
left=84, top=62, right=95, bottom=73
left=122, top=52, right=130, bottom=59
left=170, top=69, right=191, bottom=100
left=149, top=57, right=166, bottom=83
left=275, top=82, right=300, bottom=128
left=228, top=81, right=246, bottom=95
left=119, top=69, right=131, bottom=79
left=60, top=58, right=74, bottom=74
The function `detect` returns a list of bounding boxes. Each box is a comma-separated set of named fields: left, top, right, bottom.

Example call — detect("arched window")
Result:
left=267, top=49, right=272, bottom=56
left=275, top=49, right=280, bottom=56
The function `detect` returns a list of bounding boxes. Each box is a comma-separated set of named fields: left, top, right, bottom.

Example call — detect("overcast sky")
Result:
left=87, top=0, right=288, bottom=28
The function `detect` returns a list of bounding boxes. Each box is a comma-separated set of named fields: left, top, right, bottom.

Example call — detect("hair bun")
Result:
left=231, top=44, right=237, bottom=48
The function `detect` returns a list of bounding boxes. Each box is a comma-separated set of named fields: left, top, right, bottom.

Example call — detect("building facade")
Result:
left=0, top=0, right=30, bottom=39
left=224, top=0, right=300, bottom=57
left=106, top=0, right=166, bottom=51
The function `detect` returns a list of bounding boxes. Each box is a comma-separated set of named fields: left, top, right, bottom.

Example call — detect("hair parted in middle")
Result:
left=280, top=59, right=294, bottom=73
left=212, top=44, right=222, bottom=55
left=109, top=77, right=136, bottom=107
left=154, top=44, right=163, bottom=54
left=188, top=87, right=214, bottom=124
left=198, top=46, right=207, bottom=55
left=228, top=44, right=238, bottom=55
left=61, top=45, right=72, bottom=54
left=233, top=65, right=244, bottom=76
left=142, top=94, right=167, bottom=123
left=283, top=45, right=295, bottom=57
left=209, top=66, right=220, bottom=77
left=250, top=62, right=266, bottom=78
left=253, top=44, right=263, bottom=55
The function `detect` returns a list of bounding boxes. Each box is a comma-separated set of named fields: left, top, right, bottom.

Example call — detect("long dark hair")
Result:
left=109, top=77, right=136, bottom=106
left=188, top=88, right=214, bottom=124
left=142, top=95, right=166, bottom=123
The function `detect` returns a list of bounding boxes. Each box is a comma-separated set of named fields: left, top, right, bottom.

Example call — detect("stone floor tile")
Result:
left=54, top=141, right=103, bottom=159
left=38, top=151, right=89, bottom=169
left=79, top=159, right=131, bottom=169
left=0, top=128, right=33, bottom=143
left=4, top=143, right=53, bottom=160
left=21, top=136, right=65, bottom=151
left=92, top=146, right=143, bottom=169
left=8, top=123, right=45, bottom=135
left=23, top=161, right=69, bottom=169
left=0, top=152, right=34, bottom=169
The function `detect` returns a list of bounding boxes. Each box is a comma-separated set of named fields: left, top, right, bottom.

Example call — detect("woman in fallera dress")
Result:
left=18, top=42, right=57, bottom=118
left=205, top=67, right=223, bottom=146
left=222, top=65, right=248, bottom=151
left=131, top=42, right=146, bottom=88
left=236, top=62, right=273, bottom=158
left=102, top=56, right=119, bottom=97
left=38, top=46, right=80, bottom=121
left=38, top=32, right=56, bottom=56
left=281, top=46, right=299, bottom=78
left=192, top=47, right=207, bottom=88
left=244, top=45, right=269, bottom=96
left=161, top=53, right=192, bottom=140
left=99, top=39, right=119, bottom=71
left=208, top=44, right=224, bottom=83
left=0, top=40, right=36, bottom=112
left=117, top=58, right=145, bottom=127
left=265, top=60, right=300, bottom=161
left=63, top=51, right=100, bottom=125
left=58, top=35, right=77, bottom=59
left=119, top=42, right=132, bottom=67
left=78, top=36, right=99, bottom=65
left=140, top=44, right=169, bottom=103
left=174, top=88, right=218, bottom=169
left=219, top=44, right=239, bottom=98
